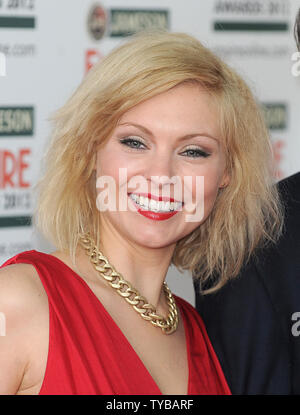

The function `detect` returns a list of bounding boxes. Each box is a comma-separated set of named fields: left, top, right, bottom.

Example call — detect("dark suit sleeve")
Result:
left=195, top=172, right=300, bottom=395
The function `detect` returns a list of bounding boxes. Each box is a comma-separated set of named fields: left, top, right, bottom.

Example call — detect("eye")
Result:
left=119, top=137, right=146, bottom=150
left=181, top=148, right=211, bottom=158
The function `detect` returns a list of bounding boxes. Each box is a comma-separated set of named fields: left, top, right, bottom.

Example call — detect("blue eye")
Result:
left=182, top=148, right=210, bottom=158
left=119, top=138, right=146, bottom=149
left=119, top=138, right=210, bottom=158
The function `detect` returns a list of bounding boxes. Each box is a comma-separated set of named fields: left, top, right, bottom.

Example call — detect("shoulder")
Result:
left=0, top=251, right=47, bottom=301
left=0, top=263, right=47, bottom=324
left=0, top=250, right=49, bottom=337
left=278, top=172, right=300, bottom=202
left=0, top=256, right=48, bottom=394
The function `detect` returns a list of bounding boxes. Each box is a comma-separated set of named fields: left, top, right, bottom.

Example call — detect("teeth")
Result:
left=129, top=194, right=182, bottom=212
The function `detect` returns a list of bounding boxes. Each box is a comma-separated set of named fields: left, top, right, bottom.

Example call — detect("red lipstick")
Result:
left=128, top=193, right=182, bottom=221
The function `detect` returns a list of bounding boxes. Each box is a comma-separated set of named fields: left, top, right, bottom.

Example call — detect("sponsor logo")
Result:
left=87, top=3, right=107, bottom=41
left=109, top=9, right=169, bottom=37
left=0, top=42, right=36, bottom=58
left=0, top=0, right=36, bottom=28
left=261, top=103, right=287, bottom=180
left=0, top=107, right=34, bottom=136
left=214, top=0, right=290, bottom=15
left=214, top=21, right=288, bottom=31
left=0, top=16, right=35, bottom=29
left=261, top=103, right=287, bottom=130
left=0, top=215, right=32, bottom=227
left=0, top=148, right=32, bottom=228
left=212, top=43, right=289, bottom=58
left=0, top=148, right=31, bottom=189
left=272, top=138, right=285, bottom=180
left=85, top=49, right=102, bottom=74
left=213, top=0, right=290, bottom=32
left=0, top=0, right=35, bottom=11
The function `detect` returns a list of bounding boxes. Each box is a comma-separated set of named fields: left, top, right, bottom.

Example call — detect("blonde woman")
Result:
left=0, top=31, right=283, bottom=395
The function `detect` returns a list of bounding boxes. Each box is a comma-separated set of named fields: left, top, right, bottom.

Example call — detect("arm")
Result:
left=0, top=263, right=43, bottom=394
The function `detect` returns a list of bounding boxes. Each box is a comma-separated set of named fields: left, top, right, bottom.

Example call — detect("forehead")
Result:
left=117, top=83, right=221, bottom=140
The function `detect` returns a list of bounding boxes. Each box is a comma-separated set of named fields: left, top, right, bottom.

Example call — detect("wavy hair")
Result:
left=33, top=31, right=284, bottom=294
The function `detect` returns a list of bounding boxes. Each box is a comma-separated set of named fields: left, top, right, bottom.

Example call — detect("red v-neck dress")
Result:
left=1, top=250, right=231, bottom=395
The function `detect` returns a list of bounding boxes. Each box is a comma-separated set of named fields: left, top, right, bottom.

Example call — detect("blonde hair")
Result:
left=33, top=31, right=284, bottom=294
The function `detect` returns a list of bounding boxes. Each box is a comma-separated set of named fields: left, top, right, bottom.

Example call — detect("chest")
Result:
left=18, top=272, right=190, bottom=395
left=99, top=293, right=190, bottom=394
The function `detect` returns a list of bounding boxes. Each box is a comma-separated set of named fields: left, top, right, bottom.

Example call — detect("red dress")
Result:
left=0, top=250, right=231, bottom=395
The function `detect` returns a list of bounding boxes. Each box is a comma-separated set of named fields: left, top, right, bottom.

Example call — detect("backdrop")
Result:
left=1, top=0, right=300, bottom=305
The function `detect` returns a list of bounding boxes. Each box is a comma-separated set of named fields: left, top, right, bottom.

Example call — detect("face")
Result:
left=94, top=83, right=229, bottom=249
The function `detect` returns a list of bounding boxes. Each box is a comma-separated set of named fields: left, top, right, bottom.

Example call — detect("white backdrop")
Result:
left=0, top=0, right=300, bottom=305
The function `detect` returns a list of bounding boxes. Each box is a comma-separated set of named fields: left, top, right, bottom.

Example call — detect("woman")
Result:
left=0, top=31, right=283, bottom=395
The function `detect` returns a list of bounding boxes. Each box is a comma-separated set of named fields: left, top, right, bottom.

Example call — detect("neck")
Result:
left=80, top=228, right=176, bottom=314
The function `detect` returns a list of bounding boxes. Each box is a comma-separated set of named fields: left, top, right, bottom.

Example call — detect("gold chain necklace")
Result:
left=79, top=232, right=179, bottom=334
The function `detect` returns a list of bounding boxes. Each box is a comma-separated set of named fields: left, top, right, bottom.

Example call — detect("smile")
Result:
left=128, top=193, right=183, bottom=213
left=128, top=193, right=183, bottom=221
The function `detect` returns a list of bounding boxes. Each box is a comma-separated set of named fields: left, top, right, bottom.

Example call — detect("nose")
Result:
left=145, top=151, right=175, bottom=179
left=144, top=152, right=180, bottom=194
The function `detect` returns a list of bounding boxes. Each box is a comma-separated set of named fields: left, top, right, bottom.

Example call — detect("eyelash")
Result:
left=119, top=137, right=211, bottom=159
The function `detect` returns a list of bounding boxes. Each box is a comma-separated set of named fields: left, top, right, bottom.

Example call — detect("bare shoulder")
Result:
left=0, top=262, right=48, bottom=321
left=0, top=262, right=48, bottom=394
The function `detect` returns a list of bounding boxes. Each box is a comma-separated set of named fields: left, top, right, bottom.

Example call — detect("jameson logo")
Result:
left=109, top=9, right=169, bottom=37
left=0, top=107, right=34, bottom=136
left=261, top=103, right=287, bottom=130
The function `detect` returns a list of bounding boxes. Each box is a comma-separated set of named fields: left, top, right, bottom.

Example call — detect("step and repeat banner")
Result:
left=0, top=0, right=300, bottom=303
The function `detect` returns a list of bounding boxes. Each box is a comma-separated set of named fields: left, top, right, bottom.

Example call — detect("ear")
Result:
left=219, top=171, right=230, bottom=188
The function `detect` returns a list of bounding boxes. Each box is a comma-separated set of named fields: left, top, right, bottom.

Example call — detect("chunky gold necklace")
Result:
left=79, top=232, right=179, bottom=334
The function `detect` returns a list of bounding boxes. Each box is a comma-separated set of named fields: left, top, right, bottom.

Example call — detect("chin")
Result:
left=129, top=232, right=177, bottom=249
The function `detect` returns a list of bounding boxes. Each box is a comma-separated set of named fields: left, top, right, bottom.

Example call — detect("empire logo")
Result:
left=85, top=49, right=102, bottom=74
left=0, top=107, right=34, bottom=136
left=0, top=148, right=31, bottom=189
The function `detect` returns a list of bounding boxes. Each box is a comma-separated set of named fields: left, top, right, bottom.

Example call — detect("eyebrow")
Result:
left=117, top=122, right=220, bottom=143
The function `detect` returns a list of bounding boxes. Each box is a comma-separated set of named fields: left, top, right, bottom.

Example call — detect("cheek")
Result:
left=202, top=177, right=221, bottom=213
left=185, top=165, right=224, bottom=217
left=96, top=148, right=127, bottom=181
